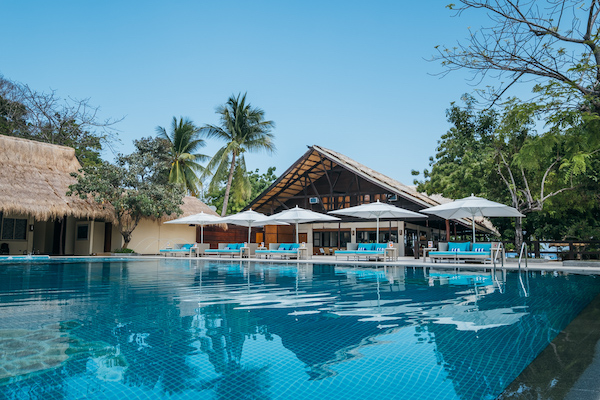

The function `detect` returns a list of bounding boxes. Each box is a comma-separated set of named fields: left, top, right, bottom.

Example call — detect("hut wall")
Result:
left=91, top=221, right=105, bottom=255
left=73, top=220, right=92, bottom=256
left=0, top=212, right=33, bottom=255
left=32, top=220, right=52, bottom=254
left=126, top=219, right=196, bottom=254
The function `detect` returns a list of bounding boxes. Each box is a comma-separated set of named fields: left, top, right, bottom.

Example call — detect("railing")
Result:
left=492, top=242, right=504, bottom=270
left=506, top=240, right=600, bottom=261
left=518, top=242, right=529, bottom=297
left=518, top=242, right=528, bottom=272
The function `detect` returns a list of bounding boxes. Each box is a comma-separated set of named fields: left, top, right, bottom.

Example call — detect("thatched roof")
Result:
left=161, top=196, right=227, bottom=230
left=162, top=196, right=220, bottom=221
left=0, top=134, right=111, bottom=221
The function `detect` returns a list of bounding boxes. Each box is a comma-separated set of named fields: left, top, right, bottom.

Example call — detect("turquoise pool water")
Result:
left=0, top=259, right=598, bottom=400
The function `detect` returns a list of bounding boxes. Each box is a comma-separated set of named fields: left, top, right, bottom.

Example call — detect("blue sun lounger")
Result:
left=204, top=243, right=244, bottom=258
left=255, top=243, right=301, bottom=259
left=428, top=242, right=503, bottom=263
left=334, top=243, right=387, bottom=261
left=159, top=243, right=196, bottom=257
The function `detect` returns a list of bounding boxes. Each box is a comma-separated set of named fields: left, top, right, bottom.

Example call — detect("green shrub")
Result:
left=113, top=248, right=135, bottom=253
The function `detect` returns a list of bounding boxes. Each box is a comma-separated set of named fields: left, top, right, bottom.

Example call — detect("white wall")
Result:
left=126, top=219, right=197, bottom=254
left=0, top=213, right=33, bottom=255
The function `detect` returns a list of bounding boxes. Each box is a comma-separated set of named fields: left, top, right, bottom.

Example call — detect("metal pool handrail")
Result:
left=518, top=242, right=529, bottom=297
left=518, top=242, right=528, bottom=272
left=492, top=242, right=504, bottom=270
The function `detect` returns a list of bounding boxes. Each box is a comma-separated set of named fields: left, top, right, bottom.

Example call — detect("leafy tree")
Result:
left=156, top=117, right=208, bottom=196
left=415, top=96, right=600, bottom=247
left=204, top=167, right=277, bottom=215
left=201, top=93, right=275, bottom=216
left=0, top=93, right=28, bottom=136
left=0, top=75, right=121, bottom=166
left=68, top=138, right=184, bottom=250
left=435, top=1, right=600, bottom=112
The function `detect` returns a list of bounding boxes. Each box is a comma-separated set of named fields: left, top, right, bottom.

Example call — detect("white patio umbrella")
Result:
left=328, top=200, right=426, bottom=243
left=220, top=209, right=288, bottom=243
left=267, top=205, right=341, bottom=243
left=164, top=211, right=222, bottom=243
left=421, top=194, right=525, bottom=243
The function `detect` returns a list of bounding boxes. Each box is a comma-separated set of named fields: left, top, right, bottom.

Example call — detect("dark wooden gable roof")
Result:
left=245, top=145, right=495, bottom=234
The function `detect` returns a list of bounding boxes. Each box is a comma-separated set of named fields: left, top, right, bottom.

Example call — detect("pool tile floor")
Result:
left=499, top=293, right=600, bottom=399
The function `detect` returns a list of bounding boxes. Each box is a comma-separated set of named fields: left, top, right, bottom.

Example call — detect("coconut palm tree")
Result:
left=201, top=93, right=275, bottom=216
left=156, top=117, right=208, bottom=196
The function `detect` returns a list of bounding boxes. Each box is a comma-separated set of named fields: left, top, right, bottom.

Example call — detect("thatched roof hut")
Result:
left=163, top=196, right=219, bottom=220
left=0, top=134, right=111, bottom=221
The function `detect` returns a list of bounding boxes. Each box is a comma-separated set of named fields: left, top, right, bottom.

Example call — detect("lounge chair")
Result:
left=334, top=243, right=388, bottom=261
left=256, top=243, right=301, bottom=259
left=205, top=243, right=245, bottom=258
left=428, top=242, right=504, bottom=263
left=159, top=243, right=196, bottom=257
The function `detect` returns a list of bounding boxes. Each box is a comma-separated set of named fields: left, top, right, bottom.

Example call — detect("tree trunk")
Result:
left=221, top=152, right=237, bottom=216
left=122, top=231, right=132, bottom=250
left=515, top=217, right=523, bottom=252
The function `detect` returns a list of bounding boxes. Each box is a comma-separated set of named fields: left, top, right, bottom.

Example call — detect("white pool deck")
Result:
left=162, top=254, right=600, bottom=275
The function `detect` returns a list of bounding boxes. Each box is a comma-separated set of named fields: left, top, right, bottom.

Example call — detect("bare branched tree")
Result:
left=0, top=75, right=123, bottom=163
left=435, top=0, right=600, bottom=110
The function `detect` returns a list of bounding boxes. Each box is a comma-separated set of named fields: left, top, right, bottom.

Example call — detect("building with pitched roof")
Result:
left=245, top=145, right=494, bottom=256
left=0, top=134, right=217, bottom=255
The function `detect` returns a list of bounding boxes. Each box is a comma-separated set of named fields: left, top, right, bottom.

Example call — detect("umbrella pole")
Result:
left=248, top=226, right=252, bottom=244
left=295, top=222, right=299, bottom=244
left=472, top=218, right=476, bottom=243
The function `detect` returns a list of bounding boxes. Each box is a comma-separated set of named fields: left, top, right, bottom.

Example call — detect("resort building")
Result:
left=243, top=145, right=494, bottom=256
left=0, top=135, right=218, bottom=255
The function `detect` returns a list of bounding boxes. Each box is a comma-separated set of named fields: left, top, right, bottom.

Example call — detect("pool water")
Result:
left=0, top=259, right=598, bottom=400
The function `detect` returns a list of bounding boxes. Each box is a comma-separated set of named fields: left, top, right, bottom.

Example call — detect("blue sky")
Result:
left=0, top=1, right=528, bottom=186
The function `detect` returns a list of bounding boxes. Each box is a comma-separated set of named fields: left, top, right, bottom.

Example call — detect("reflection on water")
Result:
left=0, top=259, right=598, bottom=400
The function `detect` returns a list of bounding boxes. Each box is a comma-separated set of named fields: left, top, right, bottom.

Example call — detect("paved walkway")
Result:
left=194, top=253, right=600, bottom=274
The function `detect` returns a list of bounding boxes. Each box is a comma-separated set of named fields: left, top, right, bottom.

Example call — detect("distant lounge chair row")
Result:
left=255, top=243, right=301, bottom=259
left=334, top=243, right=392, bottom=261
left=428, top=242, right=504, bottom=264
left=159, top=243, right=308, bottom=259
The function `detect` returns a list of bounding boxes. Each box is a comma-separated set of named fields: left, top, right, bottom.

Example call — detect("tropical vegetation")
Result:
left=0, top=75, right=121, bottom=166
left=415, top=1, right=600, bottom=246
left=68, top=137, right=185, bottom=250
left=201, top=93, right=276, bottom=216
left=156, top=117, right=208, bottom=196
left=203, top=167, right=277, bottom=215
left=414, top=96, right=600, bottom=246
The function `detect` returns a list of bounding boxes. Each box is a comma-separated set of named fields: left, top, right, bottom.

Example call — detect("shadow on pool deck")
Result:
left=498, top=292, right=600, bottom=400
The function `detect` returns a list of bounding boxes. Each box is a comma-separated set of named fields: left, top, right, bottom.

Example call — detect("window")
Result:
left=313, top=231, right=351, bottom=248
left=1, top=218, right=27, bottom=240
left=77, top=224, right=89, bottom=240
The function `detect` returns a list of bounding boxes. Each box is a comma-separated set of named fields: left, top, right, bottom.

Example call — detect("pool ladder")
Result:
left=518, top=242, right=529, bottom=297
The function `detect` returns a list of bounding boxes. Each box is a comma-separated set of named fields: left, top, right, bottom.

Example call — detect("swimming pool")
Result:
left=0, top=258, right=598, bottom=399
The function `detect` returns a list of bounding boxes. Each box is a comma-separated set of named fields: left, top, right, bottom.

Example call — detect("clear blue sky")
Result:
left=0, top=1, right=528, bottom=186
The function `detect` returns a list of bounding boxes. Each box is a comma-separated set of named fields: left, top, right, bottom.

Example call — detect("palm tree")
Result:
left=201, top=93, right=275, bottom=216
left=156, top=117, right=208, bottom=196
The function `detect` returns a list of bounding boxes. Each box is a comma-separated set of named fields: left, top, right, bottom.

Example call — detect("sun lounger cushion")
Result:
left=448, top=242, right=470, bottom=252
left=472, top=243, right=492, bottom=252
